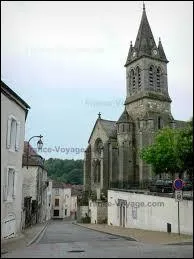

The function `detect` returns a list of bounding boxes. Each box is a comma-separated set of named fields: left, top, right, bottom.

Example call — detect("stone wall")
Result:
left=108, top=190, right=193, bottom=235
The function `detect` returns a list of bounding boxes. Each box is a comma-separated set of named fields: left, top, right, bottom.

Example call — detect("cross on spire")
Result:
left=98, top=112, right=101, bottom=119
left=143, top=1, right=145, bottom=11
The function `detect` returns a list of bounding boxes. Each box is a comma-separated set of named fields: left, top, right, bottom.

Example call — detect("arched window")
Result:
left=149, top=66, right=154, bottom=87
left=136, top=67, right=141, bottom=88
left=156, top=67, right=161, bottom=90
left=130, top=69, right=135, bottom=90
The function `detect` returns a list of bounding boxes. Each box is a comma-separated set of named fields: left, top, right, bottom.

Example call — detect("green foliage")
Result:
left=81, top=216, right=91, bottom=223
left=44, top=158, right=83, bottom=184
left=140, top=119, right=193, bottom=177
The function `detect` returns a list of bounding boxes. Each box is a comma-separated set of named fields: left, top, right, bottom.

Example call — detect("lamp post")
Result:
left=26, top=135, right=43, bottom=169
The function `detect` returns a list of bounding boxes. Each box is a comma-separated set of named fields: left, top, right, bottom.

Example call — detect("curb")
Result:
left=165, top=241, right=193, bottom=246
left=73, top=223, right=193, bottom=246
left=26, top=221, right=49, bottom=247
left=73, top=222, right=137, bottom=242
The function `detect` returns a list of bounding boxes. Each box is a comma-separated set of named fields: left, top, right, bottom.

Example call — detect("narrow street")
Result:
left=2, top=220, right=193, bottom=258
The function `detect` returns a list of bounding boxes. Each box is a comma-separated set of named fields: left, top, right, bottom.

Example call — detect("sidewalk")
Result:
left=1, top=221, right=49, bottom=255
left=75, top=223, right=193, bottom=245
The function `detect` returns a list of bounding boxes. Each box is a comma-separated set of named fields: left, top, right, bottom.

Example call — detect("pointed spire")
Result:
left=134, top=4, right=157, bottom=56
left=124, top=41, right=134, bottom=67
left=158, top=37, right=168, bottom=62
left=143, top=1, right=145, bottom=11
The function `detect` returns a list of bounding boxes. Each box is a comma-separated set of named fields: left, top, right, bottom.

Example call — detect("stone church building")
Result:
left=83, top=4, right=186, bottom=198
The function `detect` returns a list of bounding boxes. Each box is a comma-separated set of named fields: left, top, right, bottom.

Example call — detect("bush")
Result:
left=81, top=216, right=91, bottom=223
left=100, top=218, right=107, bottom=224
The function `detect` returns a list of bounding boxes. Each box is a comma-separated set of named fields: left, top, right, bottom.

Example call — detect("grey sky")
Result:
left=1, top=1, right=193, bottom=160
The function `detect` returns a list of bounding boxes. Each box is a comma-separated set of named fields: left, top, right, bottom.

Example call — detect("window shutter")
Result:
left=13, top=170, right=17, bottom=198
left=15, top=121, right=20, bottom=151
left=3, top=168, right=8, bottom=201
left=6, top=118, right=12, bottom=149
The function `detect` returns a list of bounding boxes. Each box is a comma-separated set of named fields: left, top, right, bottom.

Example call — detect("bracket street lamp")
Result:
left=26, top=135, right=43, bottom=169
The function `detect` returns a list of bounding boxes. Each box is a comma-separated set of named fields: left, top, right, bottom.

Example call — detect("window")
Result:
left=54, top=210, right=59, bottom=216
left=7, top=116, right=20, bottom=151
left=132, top=70, right=135, bottom=90
left=122, top=124, right=125, bottom=132
left=136, top=67, right=141, bottom=88
left=158, top=117, right=162, bottom=129
left=55, top=188, right=59, bottom=195
left=7, top=168, right=15, bottom=201
left=149, top=66, right=154, bottom=87
left=55, top=198, right=59, bottom=206
left=65, top=209, right=67, bottom=216
left=156, top=67, right=161, bottom=90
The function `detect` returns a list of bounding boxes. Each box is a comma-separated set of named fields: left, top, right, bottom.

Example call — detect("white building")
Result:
left=22, top=142, right=49, bottom=227
left=52, top=182, right=71, bottom=219
left=70, top=195, right=77, bottom=219
left=108, top=190, right=193, bottom=235
left=1, top=81, right=30, bottom=239
left=46, top=178, right=53, bottom=221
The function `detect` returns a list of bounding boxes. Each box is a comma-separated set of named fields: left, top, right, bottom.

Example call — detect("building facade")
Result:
left=83, top=4, right=187, bottom=201
left=46, top=178, right=53, bottom=221
left=108, top=189, right=193, bottom=235
left=1, top=81, right=30, bottom=239
left=22, top=142, right=49, bottom=227
left=52, top=182, right=71, bottom=219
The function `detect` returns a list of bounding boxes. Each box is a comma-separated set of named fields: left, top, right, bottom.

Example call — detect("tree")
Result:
left=140, top=119, right=193, bottom=179
left=66, top=168, right=83, bottom=185
left=44, top=158, right=84, bottom=184
left=176, top=119, right=193, bottom=179
left=140, top=127, right=180, bottom=177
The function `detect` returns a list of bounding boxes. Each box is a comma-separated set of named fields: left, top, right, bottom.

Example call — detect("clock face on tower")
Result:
left=153, top=49, right=157, bottom=55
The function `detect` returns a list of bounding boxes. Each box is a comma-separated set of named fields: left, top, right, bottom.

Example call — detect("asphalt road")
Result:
left=2, top=220, right=193, bottom=258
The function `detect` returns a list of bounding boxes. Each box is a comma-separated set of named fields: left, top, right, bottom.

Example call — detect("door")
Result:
left=120, top=205, right=123, bottom=226
left=122, top=206, right=125, bottom=227
left=3, top=214, right=16, bottom=239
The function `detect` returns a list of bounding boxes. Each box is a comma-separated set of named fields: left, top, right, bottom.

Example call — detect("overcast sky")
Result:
left=1, top=1, right=193, bottom=160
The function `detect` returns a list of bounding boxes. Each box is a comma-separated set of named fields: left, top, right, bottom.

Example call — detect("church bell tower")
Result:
left=124, top=3, right=173, bottom=126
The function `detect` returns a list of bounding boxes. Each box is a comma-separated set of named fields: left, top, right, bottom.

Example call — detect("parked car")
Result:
left=149, top=179, right=173, bottom=193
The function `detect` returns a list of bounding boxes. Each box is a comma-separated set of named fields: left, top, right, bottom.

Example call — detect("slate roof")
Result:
left=22, top=141, right=45, bottom=168
left=117, top=109, right=133, bottom=123
left=52, top=182, right=83, bottom=196
left=52, top=181, right=66, bottom=189
left=125, top=4, right=168, bottom=66
left=100, top=119, right=117, bottom=138
left=88, top=117, right=117, bottom=143
left=174, top=120, right=187, bottom=129
left=1, top=80, right=30, bottom=120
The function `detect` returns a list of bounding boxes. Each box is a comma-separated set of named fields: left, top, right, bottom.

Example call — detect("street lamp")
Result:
left=26, top=135, right=43, bottom=169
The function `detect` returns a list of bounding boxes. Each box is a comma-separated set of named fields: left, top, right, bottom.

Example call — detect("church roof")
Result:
left=100, top=119, right=117, bottom=138
left=88, top=116, right=117, bottom=143
left=117, top=109, right=133, bottom=123
left=158, top=38, right=168, bottom=61
left=125, top=4, right=168, bottom=66
left=174, top=120, right=187, bottom=129
left=134, top=4, right=157, bottom=55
